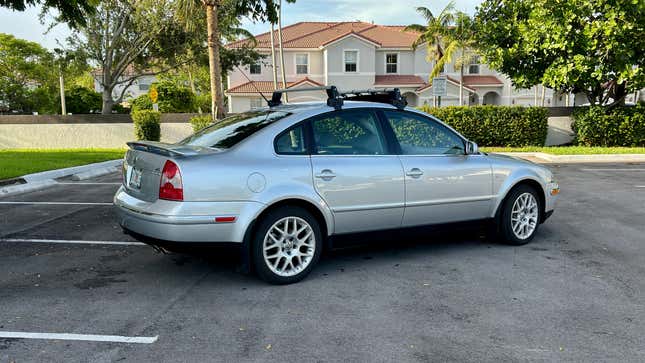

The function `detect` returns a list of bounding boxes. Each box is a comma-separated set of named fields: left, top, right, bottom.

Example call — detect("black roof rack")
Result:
left=268, top=85, right=407, bottom=110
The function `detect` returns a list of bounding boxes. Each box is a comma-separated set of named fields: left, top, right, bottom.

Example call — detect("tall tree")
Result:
left=0, top=0, right=96, bottom=28
left=66, top=0, right=191, bottom=114
left=0, top=33, right=56, bottom=113
left=475, top=0, right=644, bottom=105
left=175, top=0, right=294, bottom=120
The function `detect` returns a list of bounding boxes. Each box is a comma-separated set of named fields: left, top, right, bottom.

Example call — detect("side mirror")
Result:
left=465, top=141, right=479, bottom=155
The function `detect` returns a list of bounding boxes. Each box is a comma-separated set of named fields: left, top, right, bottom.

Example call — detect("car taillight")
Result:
left=159, top=160, right=183, bottom=201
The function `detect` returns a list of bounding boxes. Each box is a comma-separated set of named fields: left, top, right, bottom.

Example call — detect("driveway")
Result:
left=1, top=163, right=644, bottom=362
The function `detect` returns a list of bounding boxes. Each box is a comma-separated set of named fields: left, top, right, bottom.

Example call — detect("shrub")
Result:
left=154, top=81, right=197, bottom=113
left=572, top=105, right=645, bottom=146
left=190, top=115, right=214, bottom=132
left=130, top=94, right=153, bottom=112
left=195, top=93, right=211, bottom=113
left=132, top=110, right=161, bottom=141
left=417, top=105, right=548, bottom=147
left=65, top=86, right=102, bottom=114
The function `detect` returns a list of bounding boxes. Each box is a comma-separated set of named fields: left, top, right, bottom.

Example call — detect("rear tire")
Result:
left=497, top=185, right=541, bottom=245
left=252, top=206, right=322, bottom=284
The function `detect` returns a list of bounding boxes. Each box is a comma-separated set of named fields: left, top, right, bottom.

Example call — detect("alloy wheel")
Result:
left=510, top=192, right=539, bottom=240
left=262, top=216, right=316, bottom=277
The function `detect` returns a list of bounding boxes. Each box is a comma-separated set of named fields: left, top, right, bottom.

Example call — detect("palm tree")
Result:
left=406, top=3, right=477, bottom=105
left=175, top=0, right=287, bottom=120
left=175, top=0, right=225, bottom=120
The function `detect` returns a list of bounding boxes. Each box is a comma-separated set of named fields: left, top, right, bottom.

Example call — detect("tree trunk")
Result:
left=206, top=3, right=225, bottom=120
left=101, top=88, right=114, bottom=114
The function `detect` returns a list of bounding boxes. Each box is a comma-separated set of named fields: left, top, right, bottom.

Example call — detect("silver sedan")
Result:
left=114, top=98, right=558, bottom=284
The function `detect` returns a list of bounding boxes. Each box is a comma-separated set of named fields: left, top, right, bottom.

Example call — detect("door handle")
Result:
left=315, top=169, right=336, bottom=180
left=406, top=168, right=424, bottom=178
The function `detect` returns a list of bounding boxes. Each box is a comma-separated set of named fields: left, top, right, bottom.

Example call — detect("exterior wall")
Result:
left=0, top=123, right=193, bottom=149
left=325, top=37, right=376, bottom=91
left=228, top=96, right=265, bottom=113
left=227, top=50, right=325, bottom=87
left=375, top=50, right=415, bottom=75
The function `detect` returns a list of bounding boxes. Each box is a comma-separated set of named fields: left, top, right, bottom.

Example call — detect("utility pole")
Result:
left=277, top=0, right=288, bottom=102
left=59, top=71, right=66, bottom=115
left=270, top=23, right=278, bottom=90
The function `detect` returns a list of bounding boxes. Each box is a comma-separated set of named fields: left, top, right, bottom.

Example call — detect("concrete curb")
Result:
left=22, top=159, right=122, bottom=183
left=496, top=152, right=645, bottom=163
left=0, top=179, right=58, bottom=197
left=0, top=159, right=121, bottom=198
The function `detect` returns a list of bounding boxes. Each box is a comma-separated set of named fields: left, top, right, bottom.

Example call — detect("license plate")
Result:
left=129, top=168, right=142, bottom=189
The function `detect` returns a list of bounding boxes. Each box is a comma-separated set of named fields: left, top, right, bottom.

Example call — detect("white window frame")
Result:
left=385, top=52, right=399, bottom=74
left=343, top=49, right=359, bottom=73
left=249, top=62, right=262, bottom=75
left=250, top=97, right=264, bottom=109
left=468, top=56, right=481, bottom=74
left=294, top=53, right=309, bottom=75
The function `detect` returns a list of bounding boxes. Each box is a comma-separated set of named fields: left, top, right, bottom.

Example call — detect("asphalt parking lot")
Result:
left=1, top=163, right=644, bottom=362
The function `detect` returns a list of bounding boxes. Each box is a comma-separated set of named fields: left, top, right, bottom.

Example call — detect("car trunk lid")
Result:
left=122, top=141, right=220, bottom=202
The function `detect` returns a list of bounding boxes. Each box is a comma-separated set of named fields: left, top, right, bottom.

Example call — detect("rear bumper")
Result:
left=113, top=186, right=264, bottom=243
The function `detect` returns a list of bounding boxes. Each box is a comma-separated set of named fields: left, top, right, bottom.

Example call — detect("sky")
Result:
left=0, top=0, right=481, bottom=49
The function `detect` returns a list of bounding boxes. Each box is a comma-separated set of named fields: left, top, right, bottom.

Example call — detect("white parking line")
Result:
left=0, top=238, right=145, bottom=246
left=0, top=201, right=112, bottom=206
left=57, top=182, right=122, bottom=185
left=581, top=168, right=645, bottom=172
left=636, top=185, right=645, bottom=188
left=0, top=331, right=157, bottom=344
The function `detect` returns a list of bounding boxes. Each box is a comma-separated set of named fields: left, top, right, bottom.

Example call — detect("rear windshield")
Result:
left=177, top=111, right=291, bottom=149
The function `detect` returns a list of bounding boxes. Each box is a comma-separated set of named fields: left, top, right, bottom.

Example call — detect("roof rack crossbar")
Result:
left=267, top=85, right=406, bottom=110
left=268, top=86, right=335, bottom=107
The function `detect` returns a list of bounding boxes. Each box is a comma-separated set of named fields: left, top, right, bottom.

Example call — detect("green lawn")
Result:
left=481, top=146, right=645, bottom=155
left=0, top=148, right=126, bottom=180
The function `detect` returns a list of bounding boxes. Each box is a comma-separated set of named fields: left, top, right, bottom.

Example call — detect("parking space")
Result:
left=1, top=163, right=645, bottom=362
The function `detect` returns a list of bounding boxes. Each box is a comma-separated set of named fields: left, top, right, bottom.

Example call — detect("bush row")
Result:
left=572, top=105, right=645, bottom=146
left=417, top=105, right=549, bottom=146
left=131, top=81, right=201, bottom=113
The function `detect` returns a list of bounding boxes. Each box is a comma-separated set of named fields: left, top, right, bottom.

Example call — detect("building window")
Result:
left=386, top=53, right=398, bottom=74
left=295, top=53, right=309, bottom=74
left=138, top=83, right=150, bottom=91
left=250, top=97, right=264, bottom=109
left=249, top=62, right=261, bottom=74
left=468, top=56, right=480, bottom=74
left=344, top=50, right=358, bottom=72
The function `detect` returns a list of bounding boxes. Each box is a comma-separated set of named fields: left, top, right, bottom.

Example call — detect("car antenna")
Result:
left=235, top=65, right=271, bottom=105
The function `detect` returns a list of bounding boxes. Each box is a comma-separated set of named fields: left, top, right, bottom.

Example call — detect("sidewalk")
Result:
left=496, top=152, right=645, bottom=164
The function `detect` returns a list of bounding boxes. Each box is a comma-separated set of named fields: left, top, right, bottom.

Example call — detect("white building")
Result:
left=92, top=66, right=156, bottom=103
left=226, top=21, right=573, bottom=113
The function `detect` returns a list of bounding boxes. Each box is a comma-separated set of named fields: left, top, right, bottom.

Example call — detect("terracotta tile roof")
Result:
left=416, top=76, right=477, bottom=93
left=226, top=77, right=324, bottom=94
left=374, top=75, right=426, bottom=86
left=462, top=75, right=503, bottom=86
left=228, top=21, right=420, bottom=49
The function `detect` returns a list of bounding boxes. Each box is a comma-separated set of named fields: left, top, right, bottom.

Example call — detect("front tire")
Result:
left=252, top=206, right=322, bottom=284
left=498, top=185, right=541, bottom=245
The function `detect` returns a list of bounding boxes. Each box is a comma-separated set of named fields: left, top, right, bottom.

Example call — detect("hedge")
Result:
left=131, top=94, right=153, bottom=112
left=132, top=110, right=161, bottom=141
left=572, top=105, right=645, bottom=146
left=190, top=115, right=213, bottom=132
left=417, top=105, right=549, bottom=147
left=65, top=86, right=102, bottom=114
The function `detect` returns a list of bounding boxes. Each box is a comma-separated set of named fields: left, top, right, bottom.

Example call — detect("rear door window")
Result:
left=310, top=110, right=387, bottom=155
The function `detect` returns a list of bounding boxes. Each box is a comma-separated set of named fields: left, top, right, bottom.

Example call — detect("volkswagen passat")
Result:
left=114, top=90, right=558, bottom=284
